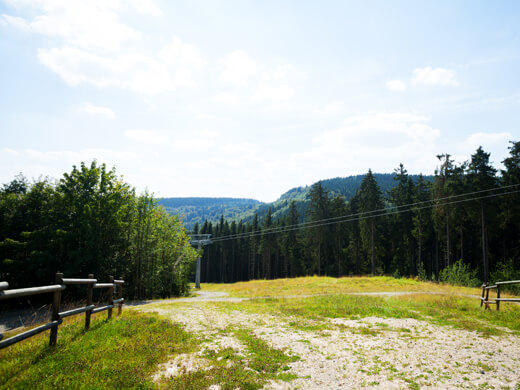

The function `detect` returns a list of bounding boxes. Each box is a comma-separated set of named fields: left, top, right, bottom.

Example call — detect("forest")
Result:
left=195, top=142, right=520, bottom=286
left=0, top=161, right=198, bottom=300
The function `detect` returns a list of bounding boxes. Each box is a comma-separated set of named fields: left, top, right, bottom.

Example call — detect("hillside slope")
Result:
left=159, top=173, right=433, bottom=229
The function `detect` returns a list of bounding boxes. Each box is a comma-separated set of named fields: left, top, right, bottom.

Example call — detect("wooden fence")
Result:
left=0, top=272, right=124, bottom=349
left=480, top=280, right=520, bottom=310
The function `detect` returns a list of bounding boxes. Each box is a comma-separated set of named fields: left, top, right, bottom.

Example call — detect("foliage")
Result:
left=439, top=260, right=480, bottom=287
left=491, top=259, right=520, bottom=294
left=0, top=161, right=197, bottom=299
left=0, top=311, right=195, bottom=389
left=199, top=140, right=520, bottom=287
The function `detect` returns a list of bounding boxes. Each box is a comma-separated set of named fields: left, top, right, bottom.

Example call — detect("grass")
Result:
left=157, top=328, right=299, bottom=390
left=0, top=310, right=195, bottom=389
left=201, top=275, right=483, bottom=298
left=213, top=292, right=520, bottom=336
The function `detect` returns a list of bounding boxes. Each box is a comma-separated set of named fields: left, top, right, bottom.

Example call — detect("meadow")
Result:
left=1, top=276, right=519, bottom=389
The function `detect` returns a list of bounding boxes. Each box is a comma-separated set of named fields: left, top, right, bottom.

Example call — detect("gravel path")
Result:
left=140, top=292, right=520, bottom=390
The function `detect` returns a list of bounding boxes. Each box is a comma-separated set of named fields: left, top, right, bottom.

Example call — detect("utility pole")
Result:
left=189, top=234, right=212, bottom=289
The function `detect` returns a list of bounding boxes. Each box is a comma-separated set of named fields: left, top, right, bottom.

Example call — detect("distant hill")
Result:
left=158, top=197, right=261, bottom=229
left=159, top=173, right=433, bottom=229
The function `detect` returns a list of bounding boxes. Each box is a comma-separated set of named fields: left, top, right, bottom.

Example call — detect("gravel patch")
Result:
left=140, top=300, right=520, bottom=389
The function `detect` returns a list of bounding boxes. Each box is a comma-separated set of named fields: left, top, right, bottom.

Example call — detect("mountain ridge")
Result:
left=158, top=173, right=433, bottom=229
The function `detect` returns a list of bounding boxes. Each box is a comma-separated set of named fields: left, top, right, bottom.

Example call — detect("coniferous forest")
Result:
left=0, top=161, right=198, bottom=299
left=196, top=142, right=520, bottom=286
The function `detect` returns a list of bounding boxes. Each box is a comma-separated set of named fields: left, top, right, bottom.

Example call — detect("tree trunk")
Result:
left=446, top=214, right=450, bottom=268
left=418, top=222, right=422, bottom=270
left=370, top=219, right=375, bottom=275
left=481, top=201, right=489, bottom=283
left=318, top=240, right=321, bottom=276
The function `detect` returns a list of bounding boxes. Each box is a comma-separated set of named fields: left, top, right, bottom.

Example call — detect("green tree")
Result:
left=466, top=146, right=497, bottom=282
left=359, top=170, right=385, bottom=275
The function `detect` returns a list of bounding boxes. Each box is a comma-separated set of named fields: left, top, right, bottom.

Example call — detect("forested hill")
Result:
left=159, top=173, right=433, bottom=229
left=158, top=197, right=261, bottom=229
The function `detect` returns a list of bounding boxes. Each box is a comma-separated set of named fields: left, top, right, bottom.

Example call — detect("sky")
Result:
left=1, top=0, right=519, bottom=202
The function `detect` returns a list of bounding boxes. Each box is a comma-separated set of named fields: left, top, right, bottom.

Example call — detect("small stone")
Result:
left=480, top=370, right=485, bottom=374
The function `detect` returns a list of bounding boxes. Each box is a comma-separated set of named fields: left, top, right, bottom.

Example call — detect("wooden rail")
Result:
left=480, top=280, right=520, bottom=310
left=0, top=272, right=124, bottom=349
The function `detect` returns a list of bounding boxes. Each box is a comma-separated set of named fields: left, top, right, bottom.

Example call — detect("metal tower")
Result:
left=189, top=234, right=212, bottom=289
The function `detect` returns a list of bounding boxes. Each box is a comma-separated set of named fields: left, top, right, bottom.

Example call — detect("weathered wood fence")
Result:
left=480, top=280, right=520, bottom=310
left=0, top=272, right=124, bottom=349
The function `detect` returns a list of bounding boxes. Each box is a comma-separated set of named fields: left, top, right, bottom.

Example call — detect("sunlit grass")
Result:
left=212, top=293, right=520, bottom=336
left=0, top=311, right=195, bottom=389
left=201, top=275, right=482, bottom=298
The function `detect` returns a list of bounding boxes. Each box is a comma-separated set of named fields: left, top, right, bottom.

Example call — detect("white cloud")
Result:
left=125, top=130, right=168, bottom=145
left=4, top=1, right=142, bottom=51
left=465, top=132, right=513, bottom=149
left=38, top=47, right=174, bottom=94
left=314, top=101, right=345, bottom=116
left=411, top=66, right=459, bottom=87
left=77, top=102, right=115, bottom=119
left=1, top=14, right=31, bottom=31
left=252, top=84, right=294, bottom=102
left=293, top=112, right=441, bottom=181
left=3, top=2, right=205, bottom=94
left=218, top=50, right=257, bottom=87
left=212, top=93, right=239, bottom=105
left=386, top=79, right=407, bottom=91
left=159, top=37, right=207, bottom=68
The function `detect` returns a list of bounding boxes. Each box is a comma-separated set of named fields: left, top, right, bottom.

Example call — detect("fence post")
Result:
left=85, top=273, right=94, bottom=330
left=485, top=284, right=490, bottom=310
left=118, top=276, right=123, bottom=316
left=108, top=276, right=114, bottom=320
left=480, top=284, right=485, bottom=307
left=49, top=271, right=63, bottom=347
left=496, top=283, right=501, bottom=311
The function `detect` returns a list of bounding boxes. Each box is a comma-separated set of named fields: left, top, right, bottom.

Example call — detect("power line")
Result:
left=210, top=185, right=520, bottom=243
left=210, top=183, right=519, bottom=242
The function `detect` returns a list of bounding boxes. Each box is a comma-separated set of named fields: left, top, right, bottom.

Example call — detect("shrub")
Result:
left=439, top=260, right=480, bottom=287
left=491, top=259, right=520, bottom=295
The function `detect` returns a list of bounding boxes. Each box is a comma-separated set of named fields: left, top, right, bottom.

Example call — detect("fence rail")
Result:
left=0, top=272, right=124, bottom=350
left=480, top=280, right=520, bottom=310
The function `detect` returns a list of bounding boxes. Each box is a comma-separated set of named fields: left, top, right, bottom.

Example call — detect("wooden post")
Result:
left=108, top=276, right=114, bottom=320
left=480, top=284, right=486, bottom=307
left=85, top=274, right=94, bottom=330
left=118, top=276, right=123, bottom=316
left=49, top=272, right=63, bottom=347
left=496, top=284, right=501, bottom=311
left=485, top=286, right=490, bottom=310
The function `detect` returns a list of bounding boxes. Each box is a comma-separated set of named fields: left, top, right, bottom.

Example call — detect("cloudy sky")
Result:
left=1, top=0, right=519, bottom=201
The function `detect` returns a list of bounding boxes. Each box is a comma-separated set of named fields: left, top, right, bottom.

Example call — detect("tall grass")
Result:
left=0, top=311, right=195, bottom=389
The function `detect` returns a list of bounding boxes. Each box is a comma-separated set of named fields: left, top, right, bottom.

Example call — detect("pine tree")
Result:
left=359, top=170, right=385, bottom=275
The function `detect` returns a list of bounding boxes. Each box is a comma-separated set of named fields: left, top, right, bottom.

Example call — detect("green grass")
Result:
left=213, top=293, right=520, bottom=336
left=0, top=310, right=195, bottom=389
left=158, top=328, right=299, bottom=390
left=201, top=275, right=483, bottom=298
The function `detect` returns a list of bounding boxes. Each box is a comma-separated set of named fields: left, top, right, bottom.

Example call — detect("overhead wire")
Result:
left=208, top=184, right=520, bottom=243
left=208, top=183, right=520, bottom=242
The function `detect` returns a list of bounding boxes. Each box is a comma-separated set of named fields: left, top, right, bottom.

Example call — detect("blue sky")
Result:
left=1, top=0, right=519, bottom=201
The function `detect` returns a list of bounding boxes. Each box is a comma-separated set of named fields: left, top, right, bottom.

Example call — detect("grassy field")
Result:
left=201, top=275, right=483, bottom=298
left=1, top=276, right=519, bottom=389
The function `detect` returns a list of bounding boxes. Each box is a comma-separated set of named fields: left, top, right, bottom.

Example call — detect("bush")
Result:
left=439, top=260, right=480, bottom=287
left=491, top=259, right=520, bottom=295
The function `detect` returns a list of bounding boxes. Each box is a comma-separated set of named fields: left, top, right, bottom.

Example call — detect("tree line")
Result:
left=196, top=142, right=520, bottom=286
left=0, top=161, right=198, bottom=299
